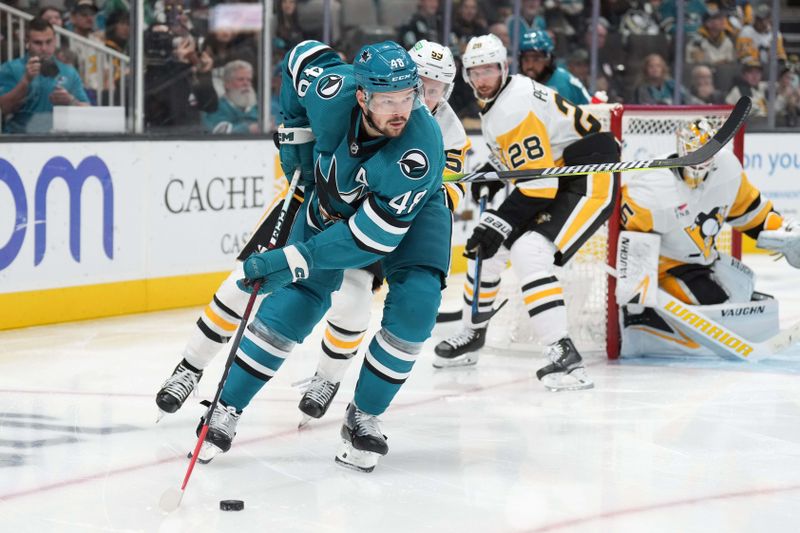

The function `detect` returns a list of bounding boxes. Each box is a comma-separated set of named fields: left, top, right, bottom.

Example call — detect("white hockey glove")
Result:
left=756, top=217, right=800, bottom=268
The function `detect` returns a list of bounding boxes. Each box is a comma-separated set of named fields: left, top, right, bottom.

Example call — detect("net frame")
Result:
left=484, top=104, right=745, bottom=360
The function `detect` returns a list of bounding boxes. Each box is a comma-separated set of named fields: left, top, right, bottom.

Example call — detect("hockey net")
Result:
left=485, top=105, right=745, bottom=359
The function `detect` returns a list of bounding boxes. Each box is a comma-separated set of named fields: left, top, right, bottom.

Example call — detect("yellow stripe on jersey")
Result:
left=495, top=112, right=557, bottom=199
left=620, top=186, right=654, bottom=233
left=728, top=173, right=761, bottom=219
left=523, top=287, right=563, bottom=306
left=555, top=172, right=613, bottom=250
left=443, top=182, right=467, bottom=211
left=444, top=137, right=472, bottom=177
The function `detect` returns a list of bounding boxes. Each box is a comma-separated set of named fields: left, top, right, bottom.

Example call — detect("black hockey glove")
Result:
left=470, top=180, right=504, bottom=204
left=464, top=210, right=513, bottom=260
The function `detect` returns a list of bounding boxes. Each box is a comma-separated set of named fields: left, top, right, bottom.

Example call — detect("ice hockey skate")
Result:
left=536, top=337, right=594, bottom=391
left=433, top=328, right=486, bottom=368
left=155, top=360, right=202, bottom=421
left=296, top=374, right=340, bottom=428
left=335, top=403, right=388, bottom=473
left=193, top=401, right=240, bottom=464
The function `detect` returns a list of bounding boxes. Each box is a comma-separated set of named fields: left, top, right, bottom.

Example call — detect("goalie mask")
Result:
left=676, top=119, right=716, bottom=188
left=408, top=40, right=456, bottom=113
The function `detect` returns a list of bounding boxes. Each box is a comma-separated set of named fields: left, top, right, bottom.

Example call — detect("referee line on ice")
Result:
left=0, top=374, right=534, bottom=502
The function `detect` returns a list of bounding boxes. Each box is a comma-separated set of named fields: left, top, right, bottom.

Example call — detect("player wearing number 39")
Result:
left=434, top=34, right=620, bottom=391
left=195, top=40, right=450, bottom=473
left=618, top=119, right=800, bottom=357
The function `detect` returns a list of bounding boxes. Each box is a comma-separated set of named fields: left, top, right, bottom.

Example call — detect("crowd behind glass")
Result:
left=0, top=0, right=797, bottom=135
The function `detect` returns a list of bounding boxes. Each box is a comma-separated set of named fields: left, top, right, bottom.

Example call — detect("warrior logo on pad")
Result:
left=316, top=74, right=344, bottom=99
left=398, top=149, right=429, bottom=180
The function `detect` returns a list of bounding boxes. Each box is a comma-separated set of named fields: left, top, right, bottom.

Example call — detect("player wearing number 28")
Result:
left=434, top=34, right=620, bottom=391
left=196, top=40, right=449, bottom=472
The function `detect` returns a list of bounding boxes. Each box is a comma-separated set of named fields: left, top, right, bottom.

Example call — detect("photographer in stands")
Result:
left=0, top=17, right=89, bottom=134
left=143, top=22, right=218, bottom=133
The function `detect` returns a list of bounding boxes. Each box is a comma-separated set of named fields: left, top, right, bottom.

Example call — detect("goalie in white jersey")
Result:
left=293, top=39, right=472, bottom=424
left=619, top=119, right=800, bottom=357
left=434, top=34, right=620, bottom=391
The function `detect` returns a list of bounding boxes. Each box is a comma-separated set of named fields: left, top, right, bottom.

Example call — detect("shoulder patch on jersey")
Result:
left=397, top=149, right=430, bottom=180
left=316, top=74, right=344, bottom=99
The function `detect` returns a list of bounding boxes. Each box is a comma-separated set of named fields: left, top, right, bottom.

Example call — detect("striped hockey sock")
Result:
left=520, top=273, right=569, bottom=345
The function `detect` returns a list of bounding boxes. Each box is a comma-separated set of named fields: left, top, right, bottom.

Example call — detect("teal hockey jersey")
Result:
left=279, top=41, right=446, bottom=270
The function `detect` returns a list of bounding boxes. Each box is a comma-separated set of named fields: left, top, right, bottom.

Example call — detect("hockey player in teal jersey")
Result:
left=519, top=30, right=590, bottom=105
left=196, top=40, right=450, bottom=472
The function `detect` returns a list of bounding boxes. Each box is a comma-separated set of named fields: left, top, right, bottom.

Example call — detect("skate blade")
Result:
left=540, top=368, right=594, bottom=392
left=297, top=414, right=312, bottom=429
left=334, top=440, right=379, bottom=473
left=156, top=410, right=168, bottom=423
left=189, top=442, right=223, bottom=464
left=432, top=354, right=479, bottom=369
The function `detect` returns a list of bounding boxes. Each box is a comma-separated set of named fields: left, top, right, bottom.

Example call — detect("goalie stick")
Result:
left=444, top=96, right=751, bottom=184
left=159, top=170, right=301, bottom=512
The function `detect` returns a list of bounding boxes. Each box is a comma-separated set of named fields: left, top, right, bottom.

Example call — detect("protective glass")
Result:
left=366, top=87, right=421, bottom=115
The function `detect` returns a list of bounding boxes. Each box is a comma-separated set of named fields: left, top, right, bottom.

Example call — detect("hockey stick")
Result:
left=652, top=288, right=800, bottom=362
left=444, top=96, right=752, bottom=184
left=159, top=170, right=301, bottom=512
left=469, top=188, right=509, bottom=324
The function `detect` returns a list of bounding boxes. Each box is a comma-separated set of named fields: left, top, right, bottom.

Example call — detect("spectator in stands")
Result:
left=203, top=60, right=259, bottom=134
left=488, top=22, right=511, bottom=49
left=0, top=17, right=89, bottom=134
left=736, top=4, right=786, bottom=66
left=776, top=65, right=800, bottom=127
left=725, top=58, right=768, bottom=119
left=100, top=9, right=129, bottom=105
left=686, top=10, right=736, bottom=65
left=69, top=0, right=105, bottom=103
left=38, top=6, right=64, bottom=28
left=204, top=29, right=259, bottom=96
left=453, top=0, right=488, bottom=53
left=632, top=53, right=692, bottom=105
left=519, top=30, right=589, bottom=104
left=657, top=0, right=707, bottom=35
left=507, top=0, right=546, bottom=44
left=104, top=9, right=129, bottom=54
left=273, top=0, right=306, bottom=53
left=398, top=0, right=445, bottom=49
left=144, top=24, right=218, bottom=132
left=566, top=48, right=589, bottom=88
left=689, top=64, right=724, bottom=104
left=479, top=1, right=513, bottom=25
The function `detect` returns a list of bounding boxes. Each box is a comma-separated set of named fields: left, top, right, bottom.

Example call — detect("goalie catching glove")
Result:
left=757, top=217, right=800, bottom=268
left=238, top=243, right=312, bottom=294
left=464, top=210, right=513, bottom=259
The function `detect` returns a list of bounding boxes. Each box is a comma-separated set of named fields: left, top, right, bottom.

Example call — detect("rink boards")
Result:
left=1, top=133, right=798, bottom=329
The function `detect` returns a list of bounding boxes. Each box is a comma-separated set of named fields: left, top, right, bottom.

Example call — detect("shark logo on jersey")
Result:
left=359, top=50, right=372, bottom=63
left=397, top=149, right=429, bottom=180
left=316, top=74, right=344, bottom=99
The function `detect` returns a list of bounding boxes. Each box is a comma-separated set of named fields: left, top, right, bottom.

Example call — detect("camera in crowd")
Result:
left=39, top=56, right=60, bottom=78
left=144, top=27, right=175, bottom=65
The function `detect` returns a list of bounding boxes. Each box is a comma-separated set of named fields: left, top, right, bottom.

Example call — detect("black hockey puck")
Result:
left=220, top=499, right=244, bottom=511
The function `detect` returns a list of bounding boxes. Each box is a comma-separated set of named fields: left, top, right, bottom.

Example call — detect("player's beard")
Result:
left=228, top=87, right=257, bottom=110
left=366, top=109, right=408, bottom=138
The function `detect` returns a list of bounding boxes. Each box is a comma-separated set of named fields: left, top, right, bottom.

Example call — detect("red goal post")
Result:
left=604, top=104, right=745, bottom=360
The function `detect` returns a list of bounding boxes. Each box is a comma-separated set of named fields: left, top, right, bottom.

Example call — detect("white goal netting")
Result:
left=485, top=105, right=743, bottom=358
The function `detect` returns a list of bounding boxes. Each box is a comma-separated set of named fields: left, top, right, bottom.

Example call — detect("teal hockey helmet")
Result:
left=519, top=31, right=554, bottom=55
left=353, top=41, right=420, bottom=93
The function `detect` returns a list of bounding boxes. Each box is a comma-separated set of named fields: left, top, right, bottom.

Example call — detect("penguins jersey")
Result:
left=480, top=74, right=603, bottom=202
left=280, top=41, right=445, bottom=269
left=621, top=148, right=782, bottom=271
left=435, top=100, right=471, bottom=211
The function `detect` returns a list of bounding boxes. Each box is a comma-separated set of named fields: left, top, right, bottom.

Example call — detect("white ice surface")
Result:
left=1, top=255, right=799, bottom=533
